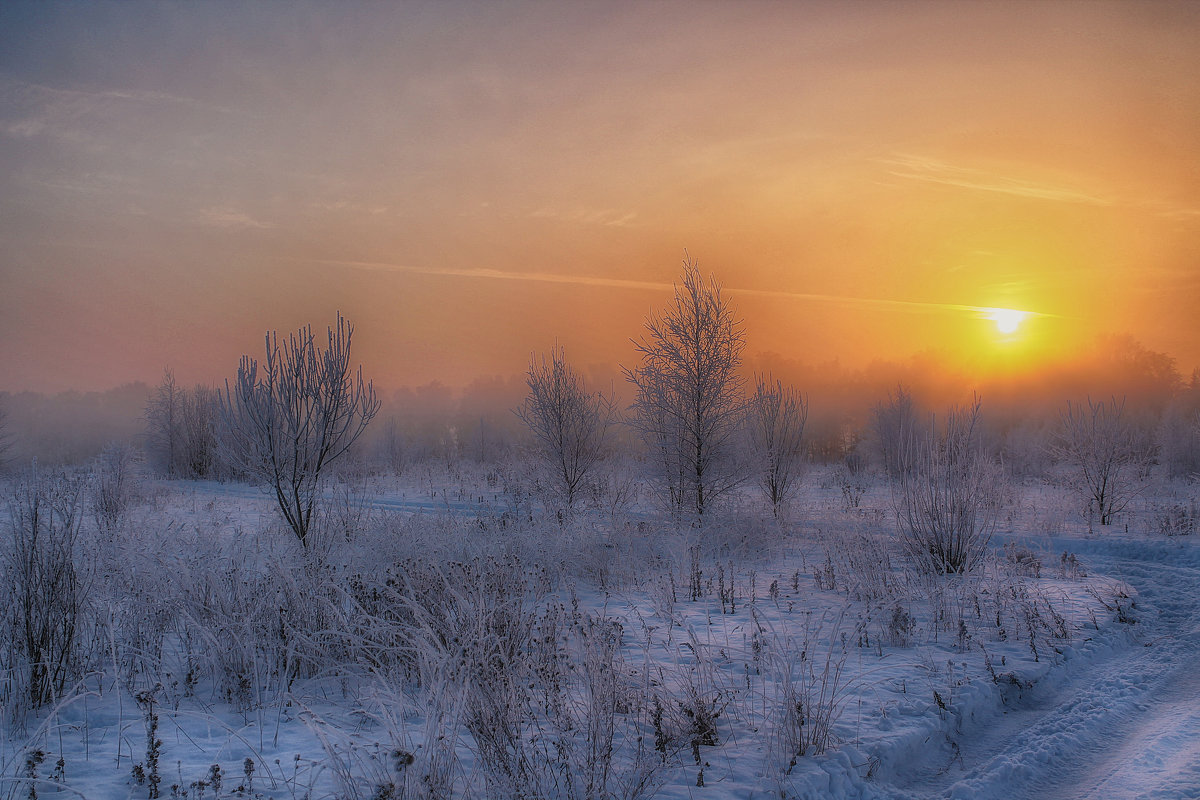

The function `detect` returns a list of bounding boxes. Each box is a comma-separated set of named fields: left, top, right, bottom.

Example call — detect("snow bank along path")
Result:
left=880, top=533, right=1200, bottom=800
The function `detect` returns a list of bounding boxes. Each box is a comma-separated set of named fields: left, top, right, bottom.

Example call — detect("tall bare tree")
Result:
left=624, top=259, right=747, bottom=517
left=1054, top=396, right=1153, bottom=525
left=748, top=375, right=808, bottom=517
left=220, top=313, right=380, bottom=547
left=515, top=343, right=617, bottom=514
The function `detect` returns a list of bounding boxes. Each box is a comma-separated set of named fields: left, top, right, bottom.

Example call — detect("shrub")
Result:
left=893, top=399, right=1000, bottom=574
left=90, top=442, right=140, bottom=532
left=1, top=468, right=90, bottom=715
left=1155, top=501, right=1197, bottom=536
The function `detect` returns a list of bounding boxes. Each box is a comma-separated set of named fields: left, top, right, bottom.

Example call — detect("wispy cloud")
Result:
left=880, top=153, right=1113, bottom=207
left=882, top=152, right=1200, bottom=224
left=4, top=118, right=47, bottom=138
left=0, top=74, right=256, bottom=148
left=1158, top=206, right=1200, bottom=222
left=197, top=207, right=272, bottom=230
left=310, top=258, right=676, bottom=293
left=303, top=257, right=1054, bottom=320
left=308, top=199, right=393, bottom=216
left=1, top=75, right=252, bottom=118
left=530, top=206, right=639, bottom=228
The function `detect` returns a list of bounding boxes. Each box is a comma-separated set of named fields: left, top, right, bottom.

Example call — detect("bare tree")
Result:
left=219, top=313, right=380, bottom=547
left=145, top=369, right=183, bottom=477
left=181, top=384, right=221, bottom=478
left=376, top=416, right=410, bottom=476
left=893, top=398, right=1000, bottom=575
left=748, top=374, right=808, bottom=517
left=624, top=259, right=747, bottom=517
left=0, top=399, right=11, bottom=472
left=1158, top=400, right=1200, bottom=481
left=1054, top=396, right=1153, bottom=525
left=515, top=343, right=618, bottom=514
left=146, top=371, right=222, bottom=479
left=872, top=385, right=924, bottom=478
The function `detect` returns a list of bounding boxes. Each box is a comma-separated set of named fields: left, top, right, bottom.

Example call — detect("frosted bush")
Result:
left=1, top=467, right=93, bottom=717
left=90, top=442, right=141, bottom=532
left=1155, top=501, right=1197, bottom=536
left=893, top=399, right=1001, bottom=575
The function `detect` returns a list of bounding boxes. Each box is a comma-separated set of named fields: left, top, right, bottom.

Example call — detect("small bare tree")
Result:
left=0, top=400, right=11, bottom=473
left=1157, top=401, right=1200, bottom=481
left=145, top=369, right=184, bottom=477
left=872, top=385, right=924, bottom=478
left=894, top=398, right=1000, bottom=575
left=515, top=343, right=617, bottom=514
left=375, top=416, right=410, bottom=476
left=625, top=259, right=747, bottom=518
left=147, top=371, right=223, bottom=479
left=220, top=313, right=380, bottom=547
left=180, top=384, right=221, bottom=479
left=748, top=375, right=808, bottom=517
left=1054, top=396, right=1153, bottom=525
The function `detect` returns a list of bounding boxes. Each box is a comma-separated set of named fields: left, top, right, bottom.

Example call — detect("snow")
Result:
left=877, top=533, right=1200, bottom=800
left=1, top=466, right=1197, bottom=799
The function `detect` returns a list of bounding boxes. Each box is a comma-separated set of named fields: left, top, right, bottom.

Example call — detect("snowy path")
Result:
left=881, top=536, right=1200, bottom=800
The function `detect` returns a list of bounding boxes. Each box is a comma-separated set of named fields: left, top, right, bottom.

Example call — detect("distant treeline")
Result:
left=1, top=333, right=1197, bottom=478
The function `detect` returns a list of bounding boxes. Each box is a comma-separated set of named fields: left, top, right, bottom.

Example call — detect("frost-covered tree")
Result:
left=146, top=370, right=222, bottom=479
left=624, top=259, right=747, bottom=517
left=1054, top=396, right=1153, bottom=525
left=872, top=385, right=924, bottom=478
left=515, top=343, right=618, bottom=513
left=181, top=385, right=221, bottom=479
left=0, top=400, right=12, bottom=473
left=219, top=313, right=380, bottom=547
left=145, top=369, right=184, bottom=477
left=748, top=375, right=808, bottom=517
left=1158, top=379, right=1200, bottom=481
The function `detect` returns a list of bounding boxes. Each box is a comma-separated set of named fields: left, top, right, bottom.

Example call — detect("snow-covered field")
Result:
left=1, top=465, right=1197, bottom=800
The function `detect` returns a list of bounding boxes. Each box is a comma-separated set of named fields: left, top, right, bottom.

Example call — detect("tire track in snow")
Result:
left=884, top=538, right=1200, bottom=800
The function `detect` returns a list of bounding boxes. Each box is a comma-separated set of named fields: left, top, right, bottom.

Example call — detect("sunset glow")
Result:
left=0, top=1, right=1197, bottom=394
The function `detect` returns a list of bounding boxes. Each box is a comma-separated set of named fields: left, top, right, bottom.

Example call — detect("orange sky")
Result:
left=1, top=1, right=1197, bottom=393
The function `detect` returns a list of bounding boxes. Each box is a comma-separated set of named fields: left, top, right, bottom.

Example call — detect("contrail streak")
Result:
left=306, top=257, right=1053, bottom=319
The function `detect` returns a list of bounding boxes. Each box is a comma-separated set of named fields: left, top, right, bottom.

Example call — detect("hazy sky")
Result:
left=2, top=1, right=1198, bottom=393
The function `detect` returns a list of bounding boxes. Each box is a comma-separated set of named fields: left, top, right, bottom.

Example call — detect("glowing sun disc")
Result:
left=990, top=308, right=1025, bottom=334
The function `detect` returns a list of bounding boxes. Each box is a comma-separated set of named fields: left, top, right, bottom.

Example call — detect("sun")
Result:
left=989, top=308, right=1026, bottom=335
